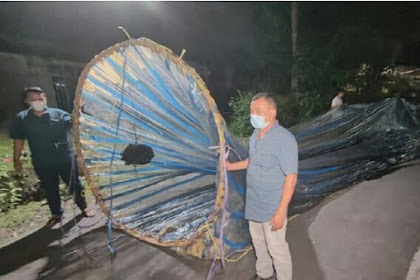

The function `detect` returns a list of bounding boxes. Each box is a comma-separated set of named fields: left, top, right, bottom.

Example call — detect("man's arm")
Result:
left=13, top=139, right=25, bottom=171
left=226, top=159, right=249, bottom=171
left=61, top=111, right=73, bottom=131
left=9, top=115, right=25, bottom=172
left=270, top=134, right=299, bottom=231
left=270, top=173, right=297, bottom=231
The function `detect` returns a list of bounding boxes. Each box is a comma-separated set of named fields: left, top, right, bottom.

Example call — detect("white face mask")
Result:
left=250, top=114, right=269, bottom=129
left=30, top=100, right=46, bottom=112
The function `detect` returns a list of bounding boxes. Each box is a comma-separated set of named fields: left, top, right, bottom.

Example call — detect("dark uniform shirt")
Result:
left=9, top=107, right=74, bottom=167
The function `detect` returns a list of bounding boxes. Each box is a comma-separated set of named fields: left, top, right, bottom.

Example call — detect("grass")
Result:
left=0, top=198, right=85, bottom=248
left=0, top=201, right=48, bottom=229
left=0, top=128, right=46, bottom=245
left=0, top=128, right=96, bottom=247
left=0, top=128, right=13, bottom=170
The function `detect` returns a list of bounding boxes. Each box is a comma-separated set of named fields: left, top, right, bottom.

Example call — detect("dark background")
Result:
left=1, top=2, right=419, bottom=119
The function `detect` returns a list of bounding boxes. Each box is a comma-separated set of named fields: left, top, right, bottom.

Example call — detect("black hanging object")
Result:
left=121, top=144, right=154, bottom=165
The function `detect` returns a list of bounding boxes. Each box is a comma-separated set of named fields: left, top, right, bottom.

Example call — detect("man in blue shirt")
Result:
left=9, top=87, right=94, bottom=228
left=227, top=92, right=298, bottom=280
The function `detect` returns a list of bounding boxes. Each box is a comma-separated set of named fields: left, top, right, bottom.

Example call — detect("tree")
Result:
left=291, top=2, right=298, bottom=94
left=248, top=3, right=420, bottom=106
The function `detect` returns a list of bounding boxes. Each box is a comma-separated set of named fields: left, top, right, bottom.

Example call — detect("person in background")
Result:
left=9, top=86, right=94, bottom=228
left=331, top=89, right=345, bottom=109
left=226, top=92, right=298, bottom=280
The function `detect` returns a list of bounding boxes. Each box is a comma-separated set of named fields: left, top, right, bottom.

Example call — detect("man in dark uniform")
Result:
left=9, top=86, right=94, bottom=228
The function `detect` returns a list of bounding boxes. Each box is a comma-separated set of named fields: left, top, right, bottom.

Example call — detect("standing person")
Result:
left=331, top=89, right=345, bottom=109
left=226, top=92, right=298, bottom=280
left=9, top=86, right=94, bottom=228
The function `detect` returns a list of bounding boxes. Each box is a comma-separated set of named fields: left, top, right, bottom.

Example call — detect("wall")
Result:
left=0, top=52, right=85, bottom=123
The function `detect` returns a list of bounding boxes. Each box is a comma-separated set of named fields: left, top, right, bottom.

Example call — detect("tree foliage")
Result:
left=227, top=3, right=420, bottom=135
left=247, top=3, right=420, bottom=104
left=227, top=89, right=325, bottom=138
left=227, top=90, right=254, bottom=138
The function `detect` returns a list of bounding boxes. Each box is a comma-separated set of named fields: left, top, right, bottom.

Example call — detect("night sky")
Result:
left=0, top=2, right=257, bottom=64
left=1, top=2, right=419, bottom=111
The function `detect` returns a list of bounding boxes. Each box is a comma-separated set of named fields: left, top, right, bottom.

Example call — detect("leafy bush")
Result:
left=227, top=90, right=255, bottom=138
left=227, top=89, right=327, bottom=138
left=0, top=166, right=23, bottom=212
left=295, top=91, right=326, bottom=122
left=0, top=133, right=31, bottom=213
left=385, top=75, right=415, bottom=99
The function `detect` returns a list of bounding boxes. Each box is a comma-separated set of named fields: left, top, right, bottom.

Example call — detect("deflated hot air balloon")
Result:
left=73, top=38, right=249, bottom=259
left=73, top=37, right=420, bottom=260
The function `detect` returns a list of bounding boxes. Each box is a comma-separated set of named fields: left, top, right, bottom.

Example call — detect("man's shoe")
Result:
left=81, top=207, right=95, bottom=217
left=44, top=215, right=62, bottom=228
left=249, top=274, right=275, bottom=280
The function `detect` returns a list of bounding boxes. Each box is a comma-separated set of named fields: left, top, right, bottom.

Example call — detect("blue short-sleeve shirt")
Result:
left=245, top=120, right=298, bottom=222
left=9, top=107, right=74, bottom=167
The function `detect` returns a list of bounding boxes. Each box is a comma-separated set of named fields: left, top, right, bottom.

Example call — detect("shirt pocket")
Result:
left=252, top=149, right=279, bottom=168
left=48, top=118, right=66, bottom=141
left=49, top=118, right=61, bottom=128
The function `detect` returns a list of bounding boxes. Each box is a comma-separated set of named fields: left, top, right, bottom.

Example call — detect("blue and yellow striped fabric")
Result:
left=73, top=38, right=250, bottom=258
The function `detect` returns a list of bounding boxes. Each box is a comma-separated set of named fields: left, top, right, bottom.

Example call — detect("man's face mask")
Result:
left=250, top=114, right=269, bottom=129
left=30, top=100, right=46, bottom=112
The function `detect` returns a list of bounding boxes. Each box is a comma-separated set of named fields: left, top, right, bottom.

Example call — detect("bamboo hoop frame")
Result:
left=72, top=38, right=227, bottom=250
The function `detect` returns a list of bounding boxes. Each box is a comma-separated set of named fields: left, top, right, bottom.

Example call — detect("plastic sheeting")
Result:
left=73, top=38, right=420, bottom=260
left=290, top=98, right=420, bottom=213
left=73, top=38, right=249, bottom=259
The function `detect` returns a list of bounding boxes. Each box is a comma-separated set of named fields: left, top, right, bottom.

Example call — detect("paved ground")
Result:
left=406, top=247, right=420, bottom=280
left=0, top=160, right=419, bottom=280
left=307, top=161, right=420, bottom=280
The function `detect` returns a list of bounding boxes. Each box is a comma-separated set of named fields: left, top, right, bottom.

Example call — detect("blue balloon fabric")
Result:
left=73, top=38, right=249, bottom=259
left=73, top=37, right=420, bottom=259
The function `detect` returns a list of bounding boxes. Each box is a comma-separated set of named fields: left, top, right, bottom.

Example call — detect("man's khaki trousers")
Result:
left=249, top=219, right=292, bottom=280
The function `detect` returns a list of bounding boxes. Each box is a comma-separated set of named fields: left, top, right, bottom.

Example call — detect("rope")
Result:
left=118, top=26, right=132, bottom=40
left=206, top=144, right=232, bottom=280
left=179, top=49, right=187, bottom=60
left=106, top=27, right=132, bottom=257
left=56, top=150, right=119, bottom=266
left=224, top=247, right=252, bottom=262
left=202, top=222, right=219, bottom=253
left=63, top=234, right=127, bottom=264
left=202, top=221, right=252, bottom=263
left=59, top=152, right=95, bottom=266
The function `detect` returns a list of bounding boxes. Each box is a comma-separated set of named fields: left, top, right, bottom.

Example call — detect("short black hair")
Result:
left=252, top=92, right=277, bottom=110
left=23, top=86, right=44, bottom=99
left=337, top=88, right=345, bottom=94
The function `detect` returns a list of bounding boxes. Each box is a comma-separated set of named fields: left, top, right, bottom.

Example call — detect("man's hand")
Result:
left=219, top=160, right=233, bottom=171
left=224, top=159, right=249, bottom=172
left=225, top=160, right=233, bottom=171
left=271, top=174, right=297, bottom=231
left=13, top=139, right=24, bottom=172
left=270, top=209, right=287, bottom=231
left=14, top=159, right=23, bottom=172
